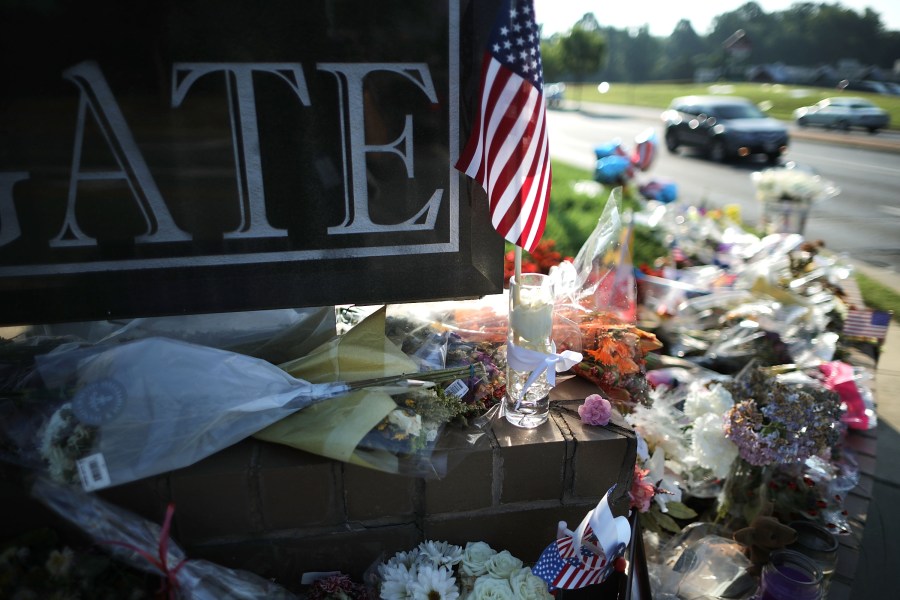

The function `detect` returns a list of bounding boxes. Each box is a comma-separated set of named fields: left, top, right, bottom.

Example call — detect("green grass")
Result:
left=565, top=81, right=900, bottom=130
left=524, top=158, right=900, bottom=322
left=855, top=272, right=900, bottom=321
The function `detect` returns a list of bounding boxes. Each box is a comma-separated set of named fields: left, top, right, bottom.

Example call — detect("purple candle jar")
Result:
left=754, top=549, right=824, bottom=600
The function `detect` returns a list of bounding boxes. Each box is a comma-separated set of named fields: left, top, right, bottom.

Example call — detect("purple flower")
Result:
left=579, top=393, right=612, bottom=426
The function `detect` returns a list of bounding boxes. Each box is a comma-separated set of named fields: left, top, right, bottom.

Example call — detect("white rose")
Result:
left=469, top=576, right=514, bottom=600
left=484, top=551, right=523, bottom=579
left=459, top=542, right=497, bottom=578
left=388, top=409, right=422, bottom=437
left=509, top=567, right=553, bottom=600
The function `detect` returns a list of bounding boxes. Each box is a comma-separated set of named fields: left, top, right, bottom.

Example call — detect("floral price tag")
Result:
left=444, top=379, right=469, bottom=399
left=77, top=453, right=111, bottom=491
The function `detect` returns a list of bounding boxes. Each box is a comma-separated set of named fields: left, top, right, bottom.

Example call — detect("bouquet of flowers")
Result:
left=256, top=307, right=492, bottom=477
left=373, top=540, right=552, bottom=600
left=568, top=313, right=661, bottom=410
left=723, top=366, right=842, bottom=468
left=1, top=337, right=352, bottom=491
left=751, top=167, right=839, bottom=205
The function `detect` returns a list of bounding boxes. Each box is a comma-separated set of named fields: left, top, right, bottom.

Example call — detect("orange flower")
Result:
left=584, top=336, right=640, bottom=374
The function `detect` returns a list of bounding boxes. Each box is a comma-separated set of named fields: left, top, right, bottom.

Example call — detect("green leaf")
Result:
left=655, top=511, right=683, bottom=533
left=664, top=501, right=698, bottom=520
left=639, top=510, right=663, bottom=535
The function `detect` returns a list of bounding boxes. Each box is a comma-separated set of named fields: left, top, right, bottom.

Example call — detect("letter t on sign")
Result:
left=172, top=63, right=311, bottom=239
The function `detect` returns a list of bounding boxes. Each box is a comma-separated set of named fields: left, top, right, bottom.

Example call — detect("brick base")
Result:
left=2, top=376, right=636, bottom=592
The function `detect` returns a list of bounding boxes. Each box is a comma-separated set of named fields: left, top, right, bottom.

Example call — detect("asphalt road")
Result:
left=546, top=102, right=900, bottom=274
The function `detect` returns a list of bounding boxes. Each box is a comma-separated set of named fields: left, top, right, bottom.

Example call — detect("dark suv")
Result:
left=662, top=95, right=789, bottom=163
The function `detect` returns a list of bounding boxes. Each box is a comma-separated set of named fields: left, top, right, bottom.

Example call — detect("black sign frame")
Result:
left=0, top=0, right=504, bottom=326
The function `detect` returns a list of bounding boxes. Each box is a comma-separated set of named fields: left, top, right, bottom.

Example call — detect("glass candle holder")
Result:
left=505, top=273, right=554, bottom=428
left=754, top=549, right=824, bottom=600
left=787, top=521, right=838, bottom=594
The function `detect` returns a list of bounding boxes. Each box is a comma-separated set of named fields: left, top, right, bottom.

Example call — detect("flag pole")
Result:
left=513, top=245, right=523, bottom=305
left=514, top=246, right=522, bottom=280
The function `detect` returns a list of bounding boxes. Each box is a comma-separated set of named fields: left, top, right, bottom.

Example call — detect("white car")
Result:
left=793, top=97, right=890, bottom=133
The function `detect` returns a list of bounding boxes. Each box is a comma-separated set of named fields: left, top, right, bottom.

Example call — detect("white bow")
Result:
left=507, top=342, right=583, bottom=396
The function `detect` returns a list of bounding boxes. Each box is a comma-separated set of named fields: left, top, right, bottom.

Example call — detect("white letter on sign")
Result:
left=317, top=63, right=442, bottom=235
left=172, top=63, right=311, bottom=239
left=52, top=61, right=190, bottom=247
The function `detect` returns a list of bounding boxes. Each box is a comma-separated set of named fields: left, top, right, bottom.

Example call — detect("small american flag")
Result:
left=532, top=529, right=621, bottom=591
left=843, top=309, right=891, bottom=341
left=455, top=0, right=550, bottom=252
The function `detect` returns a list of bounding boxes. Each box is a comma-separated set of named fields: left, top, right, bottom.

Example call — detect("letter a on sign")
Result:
left=51, top=61, right=190, bottom=247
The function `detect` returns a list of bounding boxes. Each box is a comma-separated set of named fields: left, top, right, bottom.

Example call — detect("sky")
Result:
left=532, top=0, right=900, bottom=37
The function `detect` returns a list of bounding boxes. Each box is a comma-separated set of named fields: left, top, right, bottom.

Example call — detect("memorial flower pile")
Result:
left=375, top=540, right=552, bottom=600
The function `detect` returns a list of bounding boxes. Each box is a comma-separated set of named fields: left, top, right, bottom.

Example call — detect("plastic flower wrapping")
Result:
left=29, top=477, right=298, bottom=600
left=0, top=336, right=352, bottom=490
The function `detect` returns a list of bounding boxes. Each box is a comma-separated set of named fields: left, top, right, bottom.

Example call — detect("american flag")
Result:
left=532, top=530, right=622, bottom=591
left=455, top=0, right=550, bottom=252
left=843, top=308, right=892, bottom=341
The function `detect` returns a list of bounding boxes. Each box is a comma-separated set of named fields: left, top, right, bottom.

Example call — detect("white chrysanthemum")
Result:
left=379, top=561, right=412, bottom=582
left=417, top=540, right=463, bottom=568
left=380, top=577, right=413, bottom=600
left=484, top=551, right=523, bottom=579
left=386, top=549, right=422, bottom=570
left=683, top=382, right=733, bottom=420
left=408, top=564, right=460, bottom=600
left=509, top=567, right=553, bottom=600
left=691, top=412, right=739, bottom=478
left=459, top=542, right=496, bottom=578
left=380, top=562, right=415, bottom=600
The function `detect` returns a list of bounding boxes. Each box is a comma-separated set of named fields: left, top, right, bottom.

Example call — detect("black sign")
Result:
left=0, top=0, right=503, bottom=325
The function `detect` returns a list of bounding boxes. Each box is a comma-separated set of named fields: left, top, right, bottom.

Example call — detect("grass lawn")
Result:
left=562, top=81, right=900, bottom=130
left=528, top=158, right=900, bottom=321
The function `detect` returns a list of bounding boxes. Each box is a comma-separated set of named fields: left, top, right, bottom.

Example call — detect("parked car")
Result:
left=839, top=79, right=890, bottom=95
left=882, top=82, right=900, bottom=96
left=793, top=97, right=890, bottom=133
left=661, top=95, right=789, bottom=163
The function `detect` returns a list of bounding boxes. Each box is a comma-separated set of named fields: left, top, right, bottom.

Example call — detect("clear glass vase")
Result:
left=504, top=273, right=554, bottom=428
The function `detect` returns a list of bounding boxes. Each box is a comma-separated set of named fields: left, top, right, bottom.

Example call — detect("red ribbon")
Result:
left=101, top=503, right=187, bottom=599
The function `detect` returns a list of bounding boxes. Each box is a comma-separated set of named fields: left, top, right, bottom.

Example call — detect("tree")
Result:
left=560, top=20, right=606, bottom=104
left=540, top=34, right=565, bottom=82
left=665, top=19, right=707, bottom=81
left=623, top=26, right=662, bottom=82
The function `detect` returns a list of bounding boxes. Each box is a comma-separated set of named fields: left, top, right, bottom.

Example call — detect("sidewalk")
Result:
left=846, top=269, right=900, bottom=599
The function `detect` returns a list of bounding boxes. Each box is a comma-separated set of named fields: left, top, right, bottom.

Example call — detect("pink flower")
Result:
left=629, top=465, right=656, bottom=513
left=578, top=393, right=612, bottom=426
